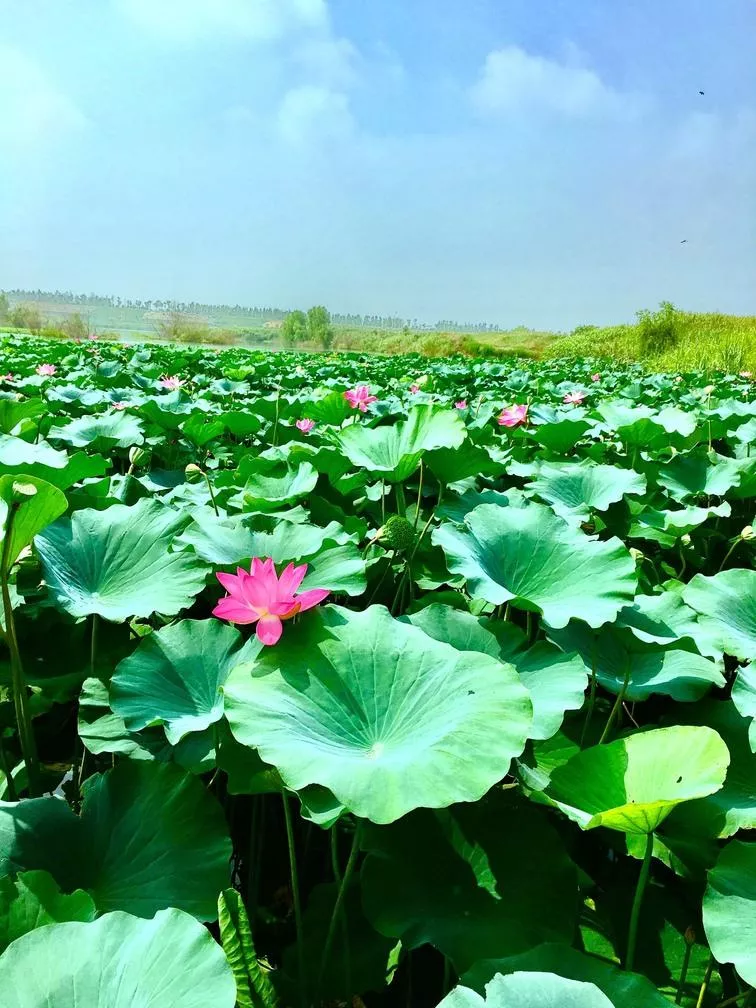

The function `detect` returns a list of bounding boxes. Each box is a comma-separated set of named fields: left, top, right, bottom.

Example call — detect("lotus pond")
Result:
left=0, top=334, right=755, bottom=1007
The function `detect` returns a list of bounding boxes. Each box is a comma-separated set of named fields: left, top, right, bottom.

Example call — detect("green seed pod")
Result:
left=11, top=482, right=37, bottom=503
left=380, top=515, right=416, bottom=552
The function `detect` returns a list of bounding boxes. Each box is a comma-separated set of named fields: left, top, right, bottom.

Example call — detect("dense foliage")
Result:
left=0, top=333, right=754, bottom=1006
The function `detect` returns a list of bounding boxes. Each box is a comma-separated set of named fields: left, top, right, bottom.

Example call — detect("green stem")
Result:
left=380, top=481, right=386, bottom=524
left=1, top=503, right=39, bottom=795
left=625, top=831, right=654, bottom=971
left=272, top=388, right=281, bottom=447
left=696, top=956, right=715, bottom=1008
left=718, top=539, right=741, bottom=573
left=395, top=481, right=407, bottom=517
left=330, top=824, right=341, bottom=883
left=90, top=613, right=98, bottom=679
left=413, top=462, right=424, bottom=529
left=599, top=661, right=631, bottom=745
left=281, top=789, right=307, bottom=1008
left=204, top=473, right=219, bottom=517
left=675, top=936, right=694, bottom=1004
left=318, top=823, right=361, bottom=996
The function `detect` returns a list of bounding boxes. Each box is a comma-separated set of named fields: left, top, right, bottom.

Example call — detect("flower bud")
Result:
left=128, top=446, right=151, bottom=467
left=629, top=547, right=645, bottom=563
left=680, top=534, right=692, bottom=546
left=185, top=463, right=204, bottom=484
left=684, top=926, right=696, bottom=946
left=11, top=481, right=37, bottom=503
left=741, top=526, right=754, bottom=541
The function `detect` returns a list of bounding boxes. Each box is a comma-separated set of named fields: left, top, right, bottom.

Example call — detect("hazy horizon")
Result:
left=3, top=0, right=755, bottom=330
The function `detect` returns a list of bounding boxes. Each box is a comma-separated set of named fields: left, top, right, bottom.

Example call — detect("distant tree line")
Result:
left=4, top=289, right=504, bottom=333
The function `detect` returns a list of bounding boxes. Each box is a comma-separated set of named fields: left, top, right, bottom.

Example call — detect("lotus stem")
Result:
left=717, top=539, right=741, bottom=573
left=1, top=502, right=40, bottom=795
left=204, top=472, right=220, bottom=517
left=717, top=989, right=754, bottom=1007
left=675, top=935, right=694, bottom=1004
left=318, top=822, right=361, bottom=997
left=281, top=789, right=307, bottom=1008
left=625, top=830, right=654, bottom=971
left=599, top=661, right=631, bottom=745
left=413, top=462, right=424, bottom=529
left=580, top=646, right=598, bottom=748
left=0, top=733, right=17, bottom=801
left=395, top=481, right=407, bottom=517
left=696, top=956, right=715, bottom=1008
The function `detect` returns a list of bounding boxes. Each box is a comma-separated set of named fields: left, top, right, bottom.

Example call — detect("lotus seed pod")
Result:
left=680, top=534, right=692, bottom=546
left=629, top=547, right=645, bottom=563
left=380, top=515, right=416, bottom=552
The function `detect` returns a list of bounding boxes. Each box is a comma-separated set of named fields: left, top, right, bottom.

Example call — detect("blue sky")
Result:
left=2, top=0, right=755, bottom=328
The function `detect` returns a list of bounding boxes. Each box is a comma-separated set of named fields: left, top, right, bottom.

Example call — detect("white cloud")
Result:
left=277, top=84, right=354, bottom=146
left=0, top=47, right=87, bottom=153
left=115, top=0, right=328, bottom=44
left=471, top=45, right=635, bottom=119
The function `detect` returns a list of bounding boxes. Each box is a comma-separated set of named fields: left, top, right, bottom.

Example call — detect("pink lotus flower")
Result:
left=88, top=333, right=99, bottom=341
left=213, top=558, right=329, bottom=646
left=112, top=401, right=128, bottom=410
left=563, top=391, right=586, bottom=405
left=590, top=373, right=601, bottom=382
left=497, top=403, right=528, bottom=428
left=455, top=400, right=467, bottom=409
left=159, top=375, right=185, bottom=390
left=0, top=373, right=15, bottom=383
left=344, top=385, right=377, bottom=413
left=36, top=364, right=57, bottom=377
left=296, top=418, right=316, bottom=434
left=409, top=384, right=421, bottom=394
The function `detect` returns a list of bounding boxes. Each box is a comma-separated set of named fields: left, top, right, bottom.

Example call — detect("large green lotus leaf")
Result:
left=0, top=475, right=67, bottom=567
left=425, top=441, right=500, bottom=485
left=662, top=701, right=756, bottom=839
left=405, top=605, right=587, bottom=740
left=361, top=797, right=577, bottom=971
left=0, top=449, right=107, bottom=489
left=543, top=726, right=730, bottom=834
left=78, top=677, right=168, bottom=760
left=338, top=404, right=466, bottom=482
left=0, top=908, right=236, bottom=1008
left=526, top=462, right=646, bottom=523
left=0, top=761, right=231, bottom=920
left=732, top=665, right=756, bottom=751
left=0, top=870, right=96, bottom=953
left=111, top=620, right=261, bottom=745
left=226, top=459, right=318, bottom=512
left=683, top=569, right=756, bottom=661
left=655, top=451, right=743, bottom=501
left=433, top=502, right=637, bottom=629
left=36, top=498, right=209, bottom=620
left=616, top=585, right=722, bottom=659
left=49, top=412, right=145, bottom=448
left=0, top=398, right=46, bottom=435
left=181, top=413, right=225, bottom=447
left=531, top=415, right=592, bottom=453
left=440, top=973, right=613, bottom=1007
left=0, top=434, right=69, bottom=470
left=177, top=512, right=350, bottom=565
left=703, top=840, right=756, bottom=986
left=462, top=944, right=669, bottom=1007
left=626, top=500, right=731, bottom=547
left=546, top=621, right=724, bottom=702
left=224, top=604, right=532, bottom=823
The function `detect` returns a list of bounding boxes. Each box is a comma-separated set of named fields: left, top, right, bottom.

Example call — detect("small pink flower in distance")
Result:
left=344, top=385, right=377, bottom=413
left=112, top=401, right=128, bottom=411
left=739, top=371, right=752, bottom=379
left=563, top=390, right=586, bottom=405
left=36, top=363, right=57, bottom=377
left=409, top=384, right=421, bottom=394
left=590, top=373, right=601, bottom=382
left=213, top=557, right=329, bottom=646
left=160, top=375, right=185, bottom=391
left=0, top=373, right=15, bottom=383
left=497, top=403, right=528, bottom=428
left=296, top=418, right=316, bottom=434
left=455, top=400, right=467, bottom=409
left=88, top=333, right=99, bottom=341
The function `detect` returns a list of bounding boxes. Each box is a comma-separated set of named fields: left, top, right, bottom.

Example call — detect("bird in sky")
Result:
left=699, top=90, right=705, bottom=95
left=680, top=239, right=688, bottom=243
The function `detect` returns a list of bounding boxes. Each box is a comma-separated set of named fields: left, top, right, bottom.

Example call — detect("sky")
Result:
left=1, top=0, right=755, bottom=329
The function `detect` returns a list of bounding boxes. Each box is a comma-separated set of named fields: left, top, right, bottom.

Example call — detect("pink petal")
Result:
left=216, top=571, right=241, bottom=593
left=256, top=615, right=283, bottom=646
left=213, top=598, right=258, bottom=625
left=294, top=588, right=329, bottom=612
left=278, top=562, right=308, bottom=597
